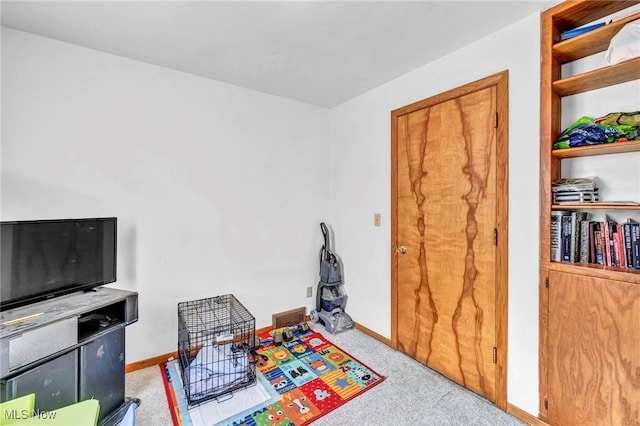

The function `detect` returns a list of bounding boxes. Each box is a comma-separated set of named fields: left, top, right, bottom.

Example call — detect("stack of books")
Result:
left=552, top=177, right=599, bottom=204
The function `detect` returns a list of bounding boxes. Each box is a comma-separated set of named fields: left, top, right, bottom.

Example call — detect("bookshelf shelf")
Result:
left=551, top=203, right=640, bottom=210
left=548, top=261, right=640, bottom=284
left=552, top=57, right=640, bottom=97
left=550, top=1, right=636, bottom=31
left=552, top=140, right=640, bottom=158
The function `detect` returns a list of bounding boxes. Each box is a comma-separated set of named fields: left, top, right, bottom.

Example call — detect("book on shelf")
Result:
left=550, top=211, right=568, bottom=262
left=552, top=214, right=640, bottom=270
left=579, top=220, right=590, bottom=264
left=561, top=214, right=573, bottom=262
left=592, top=222, right=604, bottom=265
left=613, top=224, right=625, bottom=269
left=560, top=21, right=607, bottom=40
left=631, top=221, right=640, bottom=269
left=571, top=212, right=588, bottom=263
left=623, top=222, right=634, bottom=269
left=603, top=221, right=613, bottom=267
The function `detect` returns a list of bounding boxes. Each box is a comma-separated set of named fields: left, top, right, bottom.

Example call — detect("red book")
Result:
left=612, top=225, right=625, bottom=268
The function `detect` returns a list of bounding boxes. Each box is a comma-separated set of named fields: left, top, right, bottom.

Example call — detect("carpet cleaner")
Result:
left=310, top=222, right=354, bottom=334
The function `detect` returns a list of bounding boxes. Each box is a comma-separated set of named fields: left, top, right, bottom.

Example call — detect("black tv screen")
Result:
left=1, top=217, right=117, bottom=311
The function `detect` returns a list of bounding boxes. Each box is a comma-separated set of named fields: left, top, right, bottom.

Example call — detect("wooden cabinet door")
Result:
left=548, top=270, right=640, bottom=425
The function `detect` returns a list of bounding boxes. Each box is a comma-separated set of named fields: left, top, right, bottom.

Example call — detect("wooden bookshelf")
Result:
left=539, top=1, right=640, bottom=425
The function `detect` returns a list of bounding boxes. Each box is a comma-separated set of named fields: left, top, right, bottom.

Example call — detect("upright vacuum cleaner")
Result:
left=310, top=222, right=354, bottom=334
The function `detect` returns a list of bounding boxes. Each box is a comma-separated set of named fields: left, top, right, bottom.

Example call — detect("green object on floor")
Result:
left=0, top=394, right=35, bottom=425
left=0, top=394, right=99, bottom=426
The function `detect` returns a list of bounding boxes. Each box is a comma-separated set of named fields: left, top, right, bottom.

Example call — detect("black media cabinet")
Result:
left=0, top=287, right=138, bottom=425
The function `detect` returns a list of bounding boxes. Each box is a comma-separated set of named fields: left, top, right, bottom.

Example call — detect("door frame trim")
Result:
left=390, top=70, right=509, bottom=410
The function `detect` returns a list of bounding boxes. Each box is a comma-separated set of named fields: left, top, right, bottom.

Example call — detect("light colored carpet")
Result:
left=125, top=324, right=525, bottom=425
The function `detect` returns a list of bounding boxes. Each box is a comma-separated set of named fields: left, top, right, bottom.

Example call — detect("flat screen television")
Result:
left=1, top=217, right=117, bottom=311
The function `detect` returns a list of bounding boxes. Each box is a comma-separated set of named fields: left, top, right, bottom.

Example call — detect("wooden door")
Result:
left=391, top=72, right=508, bottom=408
left=548, top=270, right=640, bottom=425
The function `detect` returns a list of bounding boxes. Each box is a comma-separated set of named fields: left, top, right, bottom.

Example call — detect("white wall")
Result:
left=327, top=12, right=543, bottom=413
left=1, top=28, right=330, bottom=362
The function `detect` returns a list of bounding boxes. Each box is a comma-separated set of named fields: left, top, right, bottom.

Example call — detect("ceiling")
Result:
left=1, top=1, right=553, bottom=107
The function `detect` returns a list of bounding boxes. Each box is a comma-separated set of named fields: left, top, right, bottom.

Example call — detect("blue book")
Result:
left=561, top=22, right=606, bottom=40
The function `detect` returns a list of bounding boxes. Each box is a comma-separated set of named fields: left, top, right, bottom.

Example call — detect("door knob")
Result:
left=396, top=245, right=407, bottom=254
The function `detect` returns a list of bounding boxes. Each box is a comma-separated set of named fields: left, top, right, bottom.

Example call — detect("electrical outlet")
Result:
left=374, top=213, right=381, bottom=227
left=306, top=286, right=313, bottom=298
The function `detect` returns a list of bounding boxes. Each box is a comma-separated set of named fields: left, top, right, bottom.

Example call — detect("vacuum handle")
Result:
left=320, top=222, right=330, bottom=253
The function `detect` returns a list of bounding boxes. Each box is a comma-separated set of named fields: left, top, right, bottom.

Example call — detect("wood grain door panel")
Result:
left=396, top=85, right=498, bottom=400
left=548, top=270, right=640, bottom=425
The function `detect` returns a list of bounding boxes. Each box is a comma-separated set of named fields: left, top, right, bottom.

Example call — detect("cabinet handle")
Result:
left=396, top=246, right=407, bottom=254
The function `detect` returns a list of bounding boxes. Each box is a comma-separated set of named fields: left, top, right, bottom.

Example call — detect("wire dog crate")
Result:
left=177, top=295, right=256, bottom=405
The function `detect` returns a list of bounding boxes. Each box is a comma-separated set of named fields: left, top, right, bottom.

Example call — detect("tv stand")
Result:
left=0, top=287, right=138, bottom=425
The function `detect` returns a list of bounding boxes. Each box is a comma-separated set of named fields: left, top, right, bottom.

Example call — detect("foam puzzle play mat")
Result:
left=162, top=328, right=384, bottom=426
